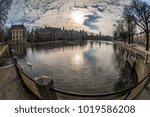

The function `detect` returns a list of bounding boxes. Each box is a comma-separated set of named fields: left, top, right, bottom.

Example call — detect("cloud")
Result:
left=6, top=0, right=132, bottom=35
left=84, top=14, right=101, bottom=30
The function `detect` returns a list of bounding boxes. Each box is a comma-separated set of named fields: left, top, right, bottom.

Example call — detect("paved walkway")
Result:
left=120, top=42, right=150, bottom=54
left=0, top=65, right=37, bottom=100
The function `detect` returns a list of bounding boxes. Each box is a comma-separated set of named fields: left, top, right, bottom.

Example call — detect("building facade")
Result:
left=27, top=27, right=89, bottom=42
left=133, top=32, right=147, bottom=45
left=10, top=24, right=27, bottom=44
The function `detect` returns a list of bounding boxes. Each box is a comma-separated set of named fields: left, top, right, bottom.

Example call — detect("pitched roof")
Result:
left=10, top=24, right=26, bottom=30
left=35, top=27, right=61, bottom=33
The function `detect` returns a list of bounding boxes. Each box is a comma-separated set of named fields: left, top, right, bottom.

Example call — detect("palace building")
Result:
left=10, top=24, right=27, bottom=44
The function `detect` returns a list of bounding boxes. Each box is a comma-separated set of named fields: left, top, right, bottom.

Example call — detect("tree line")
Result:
left=113, top=0, right=150, bottom=51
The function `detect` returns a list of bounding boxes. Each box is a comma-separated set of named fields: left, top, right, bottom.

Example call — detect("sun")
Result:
left=71, top=11, right=85, bottom=24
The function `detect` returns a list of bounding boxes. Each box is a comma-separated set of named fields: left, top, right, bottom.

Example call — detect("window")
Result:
left=16, top=36, right=18, bottom=39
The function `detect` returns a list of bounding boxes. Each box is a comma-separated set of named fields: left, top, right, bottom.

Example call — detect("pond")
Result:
left=12, top=41, right=137, bottom=94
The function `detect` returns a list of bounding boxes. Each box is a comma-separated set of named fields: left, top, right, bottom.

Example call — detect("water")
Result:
left=12, top=41, right=137, bottom=94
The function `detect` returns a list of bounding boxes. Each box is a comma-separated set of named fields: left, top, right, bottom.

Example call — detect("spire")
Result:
left=99, top=31, right=101, bottom=36
left=75, top=0, right=76, bottom=7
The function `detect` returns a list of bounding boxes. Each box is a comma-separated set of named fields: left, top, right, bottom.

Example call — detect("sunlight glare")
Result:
left=72, top=54, right=83, bottom=66
left=72, top=11, right=85, bottom=24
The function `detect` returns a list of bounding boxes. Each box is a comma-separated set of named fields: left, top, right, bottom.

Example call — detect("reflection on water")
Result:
left=11, top=44, right=27, bottom=58
left=14, top=41, right=137, bottom=94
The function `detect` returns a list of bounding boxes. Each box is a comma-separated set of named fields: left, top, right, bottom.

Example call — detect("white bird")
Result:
left=27, top=62, right=32, bottom=67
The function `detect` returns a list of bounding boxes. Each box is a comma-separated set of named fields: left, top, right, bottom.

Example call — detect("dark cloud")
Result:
left=75, top=4, right=88, bottom=9
left=104, top=0, right=121, bottom=6
left=91, top=5, right=105, bottom=12
left=109, top=0, right=121, bottom=6
left=84, top=14, right=101, bottom=30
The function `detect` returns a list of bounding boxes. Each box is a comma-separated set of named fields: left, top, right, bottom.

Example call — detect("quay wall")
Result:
left=114, top=41, right=150, bottom=63
left=0, top=45, right=9, bottom=58
left=126, top=60, right=149, bottom=99
left=114, top=41, right=150, bottom=99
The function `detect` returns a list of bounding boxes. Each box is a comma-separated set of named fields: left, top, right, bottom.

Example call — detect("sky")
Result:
left=5, top=0, right=136, bottom=36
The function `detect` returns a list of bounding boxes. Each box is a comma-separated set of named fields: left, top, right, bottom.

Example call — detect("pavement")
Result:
left=0, top=65, right=37, bottom=100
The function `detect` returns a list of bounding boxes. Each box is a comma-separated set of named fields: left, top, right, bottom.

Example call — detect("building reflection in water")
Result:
left=11, top=43, right=27, bottom=58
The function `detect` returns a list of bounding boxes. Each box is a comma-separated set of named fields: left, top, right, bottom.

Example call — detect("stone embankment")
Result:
left=0, top=45, right=9, bottom=57
left=115, top=41, right=150, bottom=99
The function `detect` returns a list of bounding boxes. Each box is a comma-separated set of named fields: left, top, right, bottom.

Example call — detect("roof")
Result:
left=35, top=27, right=61, bottom=33
left=10, top=24, right=26, bottom=30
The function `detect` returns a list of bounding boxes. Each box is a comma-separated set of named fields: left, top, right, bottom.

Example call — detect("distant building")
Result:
left=10, top=24, right=27, bottom=43
left=31, top=27, right=88, bottom=42
left=27, top=28, right=36, bottom=42
left=34, top=27, right=61, bottom=41
left=133, top=32, right=146, bottom=45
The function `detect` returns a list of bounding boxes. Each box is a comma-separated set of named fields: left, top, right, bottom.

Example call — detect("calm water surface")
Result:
left=14, top=41, right=136, bottom=94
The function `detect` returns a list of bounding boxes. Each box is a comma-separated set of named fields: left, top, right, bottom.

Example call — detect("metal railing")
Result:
left=51, top=72, right=150, bottom=100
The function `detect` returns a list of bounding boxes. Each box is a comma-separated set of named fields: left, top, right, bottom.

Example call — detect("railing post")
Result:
left=13, top=56, right=22, bottom=79
left=145, top=75, right=150, bottom=88
left=135, top=53, right=137, bottom=60
left=128, top=53, right=131, bottom=59
left=13, top=56, right=18, bottom=65
left=35, top=75, right=57, bottom=100
left=144, top=54, right=148, bottom=64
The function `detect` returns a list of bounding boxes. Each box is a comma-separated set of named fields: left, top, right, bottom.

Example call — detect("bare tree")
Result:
left=130, top=0, right=150, bottom=50
left=0, top=0, right=12, bottom=25
left=0, top=0, right=12, bottom=43
left=123, top=5, right=136, bottom=44
left=113, top=30, right=118, bottom=40
left=113, top=19, right=128, bottom=43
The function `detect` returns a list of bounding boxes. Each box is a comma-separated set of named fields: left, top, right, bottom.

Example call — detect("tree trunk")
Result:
left=128, top=36, right=131, bottom=44
left=145, top=32, right=149, bottom=51
left=131, top=36, right=134, bottom=44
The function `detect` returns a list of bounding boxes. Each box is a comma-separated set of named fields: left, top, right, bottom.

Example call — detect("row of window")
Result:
left=12, top=35, right=25, bottom=40
left=13, top=30, right=23, bottom=34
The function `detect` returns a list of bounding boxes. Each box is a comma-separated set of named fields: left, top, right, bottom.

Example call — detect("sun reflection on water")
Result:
left=72, top=53, right=84, bottom=67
